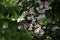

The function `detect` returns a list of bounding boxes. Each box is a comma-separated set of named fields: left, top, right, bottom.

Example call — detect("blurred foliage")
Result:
left=0, top=0, right=60, bottom=40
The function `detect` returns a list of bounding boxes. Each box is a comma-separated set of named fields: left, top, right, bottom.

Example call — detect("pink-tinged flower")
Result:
left=44, top=1, right=50, bottom=9
left=34, top=27, right=44, bottom=36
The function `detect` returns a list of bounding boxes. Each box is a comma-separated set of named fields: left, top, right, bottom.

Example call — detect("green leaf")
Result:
left=45, top=10, right=54, bottom=19
left=20, top=33, right=33, bottom=40
left=11, top=11, right=19, bottom=20
left=8, top=21, right=18, bottom=30
left=4, top=29, right=13, bottom=40
left=40, top=18, right=49, bottom=25
left=0, top=13, right=4, bottom=19
left=19, top=29, right=34, bottom=40
left=0, top=31, right=2, bottom=39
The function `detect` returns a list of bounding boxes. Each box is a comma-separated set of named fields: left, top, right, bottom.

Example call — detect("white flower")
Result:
left=27, top=0, right=30, bottom=1
left=34, top=27, right=41, bottom=34
left=39, top=9, right=46, bottom=13
left=52, top=26, right=59, bottom=31
left=18, top=25, right=22, bottom=29
left=32, top=19, right=35, bottom=22
left=31, top=16, right=34, bottom=19
left=28, top=27, right=32, bottom=30
left=21, top=11, right=27, bottom=17
left=44, top=1, right=50, bottom=9
left=12, top=18, right=15, bottom=21
left=28, top=24, right=33, bottom=30
left=46, top=36, right=52, bottom=39
left=36, top=0, right=43, bottom=5
left=36, top=7, right=39, bottom=11
left=39, top=29, right=44, bottom=36
left=46, top=6, right=52, bottom=10
left=34, top=27, right=44, bottom=35
left=18, top=2, right=23, bottom=6
left=43, top=26, right=46, bottom=29
left=34, top=27, right=40, bottom=34
left=39, top=5, right=43, bottom=9
left=27, top=17, right=31, bottom=20
left=29, top=7, right=35, bottom=14
left=34, top=24, right=41, bottom=28
left=23, top=24, right=28, bottom=29
left=38, top=14, right=45, bottom=19
left=2, top=25, right=7, bottom=29
left=27, top=16, right=34, bottom=20
left=52, top=21, right=56, bottom=24
left=17, top=16, right=25, bottom=22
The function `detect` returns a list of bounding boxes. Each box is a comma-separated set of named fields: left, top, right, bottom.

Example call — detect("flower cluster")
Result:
left=16, top=0, right=52, bottom=36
